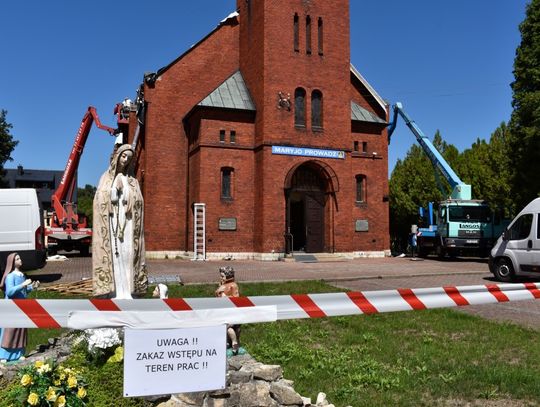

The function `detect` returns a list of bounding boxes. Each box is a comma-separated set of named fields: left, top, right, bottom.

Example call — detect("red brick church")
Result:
left=122, top=0, right=390, bottom=260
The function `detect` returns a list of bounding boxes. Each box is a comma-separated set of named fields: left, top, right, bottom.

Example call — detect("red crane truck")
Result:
left=46, top=107, right=116, bottom=255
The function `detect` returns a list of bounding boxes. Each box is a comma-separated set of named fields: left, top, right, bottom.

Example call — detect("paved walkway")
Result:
left=34, top=255, right=490, bottom=286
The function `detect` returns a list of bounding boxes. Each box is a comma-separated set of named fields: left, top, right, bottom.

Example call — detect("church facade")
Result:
left=125, top=0, right=390, bottom=259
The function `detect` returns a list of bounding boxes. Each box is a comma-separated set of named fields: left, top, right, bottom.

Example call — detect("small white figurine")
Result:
left=152, top=283, right=169, bottom=299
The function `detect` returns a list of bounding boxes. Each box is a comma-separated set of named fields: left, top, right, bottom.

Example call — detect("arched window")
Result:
left=294, top=88, right=306, bottom=127
left=355, top=175, right=367, bottom=203
left=306, top=15, right=312, bottom=54
left=221, top=167, right=234, bottom=200
left=318, top=17, right=323, bottom=55
left=311, top=90, right=323, bottom=129
left=293, top=13, right=299, bottom=52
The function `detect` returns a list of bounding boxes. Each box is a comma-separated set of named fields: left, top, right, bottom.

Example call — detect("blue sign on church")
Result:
left=271, top=145, right=345, bottom=160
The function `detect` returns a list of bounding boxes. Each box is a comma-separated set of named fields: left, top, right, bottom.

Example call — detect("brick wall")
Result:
left=141, top=20, right=240, bottom=251
left=189, top=119, right=256, bottom=252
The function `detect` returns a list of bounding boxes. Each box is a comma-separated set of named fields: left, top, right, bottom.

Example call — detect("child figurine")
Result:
left=0, top=253, right=39, bottom=362
left=215, top=266, right=242, bottom=355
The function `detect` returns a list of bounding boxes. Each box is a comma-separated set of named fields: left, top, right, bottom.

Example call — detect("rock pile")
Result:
left=156, top=353, right=348, bottom=407
left=0, top=335, right=74, bottom=382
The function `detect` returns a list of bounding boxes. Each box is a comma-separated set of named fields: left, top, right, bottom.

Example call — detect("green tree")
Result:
left=508, top=0, right=540, bottom=207
left=77, top=184, right=96, bottom=226
left=0, top=110, right=19, bottom=187
left=458, top=123, right=513, bottom=211
left=432, top=130, right=460, bottom=197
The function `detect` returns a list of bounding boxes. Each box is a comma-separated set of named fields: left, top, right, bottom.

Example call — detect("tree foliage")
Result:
left=508, top=0, right=540, bottom=207
left=0, top=110, right=19, bottom=187
left=457, top=123, right=513, bottom=211
left=77, top=184, right=96, bottom=226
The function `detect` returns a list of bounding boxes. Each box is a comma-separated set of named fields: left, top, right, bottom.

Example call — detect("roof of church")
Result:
left=350, top=64, right=388, bottom=113
left=351, top=101, right=387, bottom=124
left=198, top=71, right=256, bottom=111
left=197, top=71, right=386, bottom=125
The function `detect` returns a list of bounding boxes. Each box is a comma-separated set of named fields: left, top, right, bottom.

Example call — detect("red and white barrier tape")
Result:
left=1, top=282, right=540, bottom=329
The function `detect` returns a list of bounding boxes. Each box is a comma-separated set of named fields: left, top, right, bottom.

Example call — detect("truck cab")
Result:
left=489, top=198, right=540, bottom=281
left=437, top=200, right=494, bottom=257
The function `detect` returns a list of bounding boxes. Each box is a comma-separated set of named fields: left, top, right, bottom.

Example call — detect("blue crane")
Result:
left=387, top=102, right=503, bottom=258
left=387, top=102, right=471, bottom=200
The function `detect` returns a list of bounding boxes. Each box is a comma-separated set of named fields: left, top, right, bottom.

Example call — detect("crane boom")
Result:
left=387, top=102, right=471, bottom=200
left=50, top=107, right=116, bottom=229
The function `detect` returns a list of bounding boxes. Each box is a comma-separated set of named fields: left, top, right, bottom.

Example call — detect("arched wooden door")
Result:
left=287, top=164, right=327, bottom=253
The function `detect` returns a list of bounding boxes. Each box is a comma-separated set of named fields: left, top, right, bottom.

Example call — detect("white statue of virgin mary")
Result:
left=92, top=144, right=147, bottom=298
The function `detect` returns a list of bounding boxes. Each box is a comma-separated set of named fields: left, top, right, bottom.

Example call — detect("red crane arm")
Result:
left=51, top=106, right=116, bottom=227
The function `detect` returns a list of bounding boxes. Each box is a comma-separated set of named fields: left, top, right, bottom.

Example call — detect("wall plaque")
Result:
left=219, top=217, right=237, bottom=231
left=355, top=219, right=369, bottom=232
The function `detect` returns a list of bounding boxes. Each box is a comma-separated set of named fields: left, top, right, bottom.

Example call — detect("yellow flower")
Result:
left=45, top=387, right=57, bottom=402
left=54, top=395, right=66, bottom=407
left=27, top=393, right=39, bottom=406
left=20, top=374, right=32, bottom=386
left=59, top=372, right=66, bottom=380
left=67, top=375, right=78, bottom=388
left=54, top=379, right=61, bottom=386
left=37, top=363, right=51, bottom=374
left=77, top=387, right=87, bottom=399
left=34, top=360, right=44, bottom=369
left=107, top=346, right=124, bottom=363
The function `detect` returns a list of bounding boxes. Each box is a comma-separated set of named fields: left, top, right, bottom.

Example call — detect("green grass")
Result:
left=243, top=309, right=540, bottom=406
left=2, top=281, right=540, bottom=406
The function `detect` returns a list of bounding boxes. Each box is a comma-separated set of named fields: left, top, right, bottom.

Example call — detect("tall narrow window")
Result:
left=353, top=141, right=359, bottom=152
left=219, top=130, right=225, bottom=143
left=318, top=17, right=323, bottom=55
left=293, top=13, right=299, bottom=52
left=230, top=130, right=236, bottom=143
left=294, top=88, right=306, bottom=127
left=221, top=167, right=233, bottom=200
left=306, top=16, right=312, bottom=54
left=362, top=142, right=368, bottom=153
left=356, top=175, right=367, bottom=203
left=311, top=90, right=323, bottom=129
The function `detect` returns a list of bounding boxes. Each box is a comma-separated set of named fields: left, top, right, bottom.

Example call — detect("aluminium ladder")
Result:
left=193, top=203, right=206, bottom=261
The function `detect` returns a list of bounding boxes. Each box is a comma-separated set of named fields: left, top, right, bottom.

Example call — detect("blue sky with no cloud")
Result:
left=0, top=1, right=528, bottom=186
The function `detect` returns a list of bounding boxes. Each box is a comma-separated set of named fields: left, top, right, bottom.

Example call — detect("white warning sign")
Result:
left=123, top=325, right=227, bottom=397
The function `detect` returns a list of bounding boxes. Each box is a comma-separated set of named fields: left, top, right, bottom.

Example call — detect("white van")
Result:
left=489, top=198, right=540, bottom=282
left=0, top=188, right=47, bottom=273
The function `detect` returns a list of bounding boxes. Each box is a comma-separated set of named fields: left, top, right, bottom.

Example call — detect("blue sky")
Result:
left=0, top=1, right=528, bottom=187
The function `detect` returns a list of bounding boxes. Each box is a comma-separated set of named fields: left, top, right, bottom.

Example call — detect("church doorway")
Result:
left=286, top=163, right=329, bottom=253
